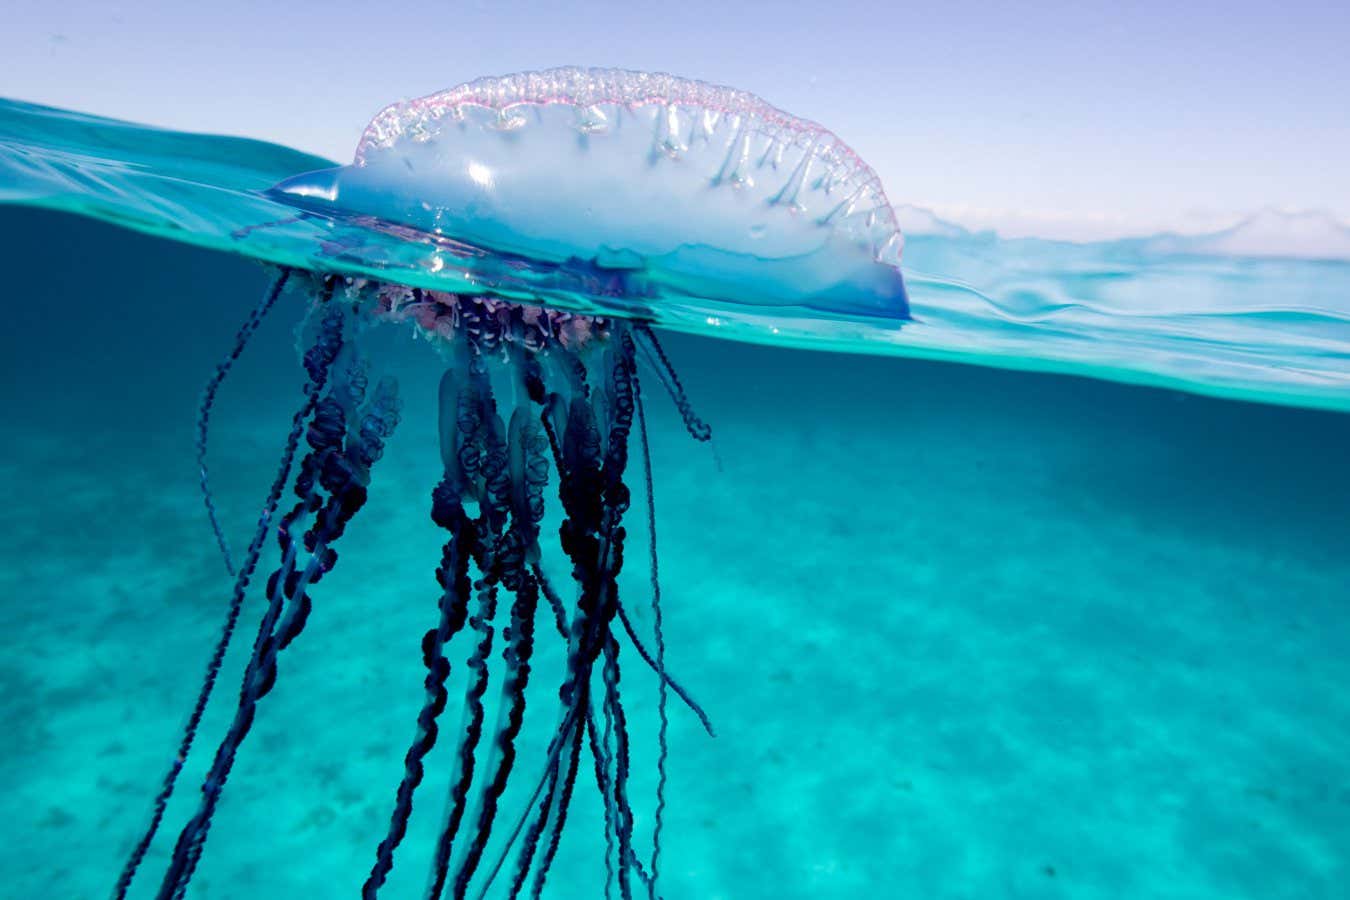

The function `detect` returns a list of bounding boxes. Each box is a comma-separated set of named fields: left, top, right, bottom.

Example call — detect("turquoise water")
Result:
left=1, top=101, right=1348, bottom=899
left=4, top=98, right=1350, bottom=411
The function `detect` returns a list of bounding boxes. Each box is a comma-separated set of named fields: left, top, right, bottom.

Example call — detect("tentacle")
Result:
left=426, top=578, right=499, bottom=900
left=505, top=746, right=561, bottom=898
left=112, top=269, right=313, bottom=900
left=602, top=635, right=636, bottom=900
left=478, top=704, right=579, bottom=900
left=531, top=697, right=587, bottom=899
left=491, top=337, right=638, bottom=899
left=197, top=267, right=292, bottom=577
left=538, top=564, right=711, bottom=735
left=455, top=350, right=579, bottom=900
left=451, top=386, right=551, bottom=897
left=612, top=604, right=714, bottom=738
left=156, top=296, right=394, bottom=899
left=452, top=568, right=539, bottom=899
left=274, top=372, right=400, bottom=652
left=427, top=359, right=512, bottom=900
left=633, top=324, right=711, bottom=443
left=365, top=349, right=477, bottom=898
left=533, top=563, right=572, bottom=637
left=594, top=672, right=619, bottom=900
left=541, top=333, right=639, bottom=897
left=363, top=484, right=476, bottom=894
left=128, top=286, right=713, bottom=900
left=579, top=704, right=654, bottom=899
left=636, top=381, right=671, bottom=897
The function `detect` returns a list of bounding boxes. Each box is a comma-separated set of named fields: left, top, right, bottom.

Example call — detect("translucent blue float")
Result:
left=272, top=67, right=909, bottom=320
left=109, top=67, right=909, bottom=900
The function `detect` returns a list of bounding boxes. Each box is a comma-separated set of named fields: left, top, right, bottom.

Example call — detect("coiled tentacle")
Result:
left=150, top=296, right=402, bottom=900
left=123, top=280, right=718, bottom=900
left=634, top=323, right=711, bottom=443
left=363, top=355, right=476, bottom=899
left=113, top=271, right=320, bottom=900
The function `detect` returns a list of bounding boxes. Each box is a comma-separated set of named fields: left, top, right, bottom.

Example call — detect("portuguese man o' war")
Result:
left=112, top=67, right=909, bottom=900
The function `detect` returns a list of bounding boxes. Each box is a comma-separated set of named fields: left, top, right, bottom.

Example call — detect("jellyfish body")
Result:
left=115, top=68, right=906, bottom=900
left=274, top=67, right=908, bottom=319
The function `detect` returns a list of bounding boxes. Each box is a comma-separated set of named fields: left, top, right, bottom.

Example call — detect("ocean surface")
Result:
left=1, top=99, right=1348, bottom=899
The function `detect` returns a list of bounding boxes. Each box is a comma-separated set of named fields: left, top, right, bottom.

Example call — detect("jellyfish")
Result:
left=111, top=67, right=908, bottom=900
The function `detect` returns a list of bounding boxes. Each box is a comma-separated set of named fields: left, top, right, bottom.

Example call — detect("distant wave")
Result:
left=1141, top=209, right=1350, bottom=262
left=900, top=203, right=1350, bottom=263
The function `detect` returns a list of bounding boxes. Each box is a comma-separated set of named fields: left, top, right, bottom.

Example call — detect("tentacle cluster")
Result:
left=360, top=287, right=655, bottom=900
left=115, top=278, right=403, bottom=900
left=115, top=272, right=715, bottom=900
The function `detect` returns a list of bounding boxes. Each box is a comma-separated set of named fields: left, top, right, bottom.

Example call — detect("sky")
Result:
left=3, top=0, right=1349, bottom=240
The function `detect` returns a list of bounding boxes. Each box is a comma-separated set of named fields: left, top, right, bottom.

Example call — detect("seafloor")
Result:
left=1, top=207, right=1347, bottom=899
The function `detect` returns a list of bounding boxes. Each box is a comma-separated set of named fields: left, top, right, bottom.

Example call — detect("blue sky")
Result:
left=3, top=0, right=1348, bottom=239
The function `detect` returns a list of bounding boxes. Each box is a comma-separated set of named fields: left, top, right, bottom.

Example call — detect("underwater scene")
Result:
left=2, top=66, right=1349, bottom=900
